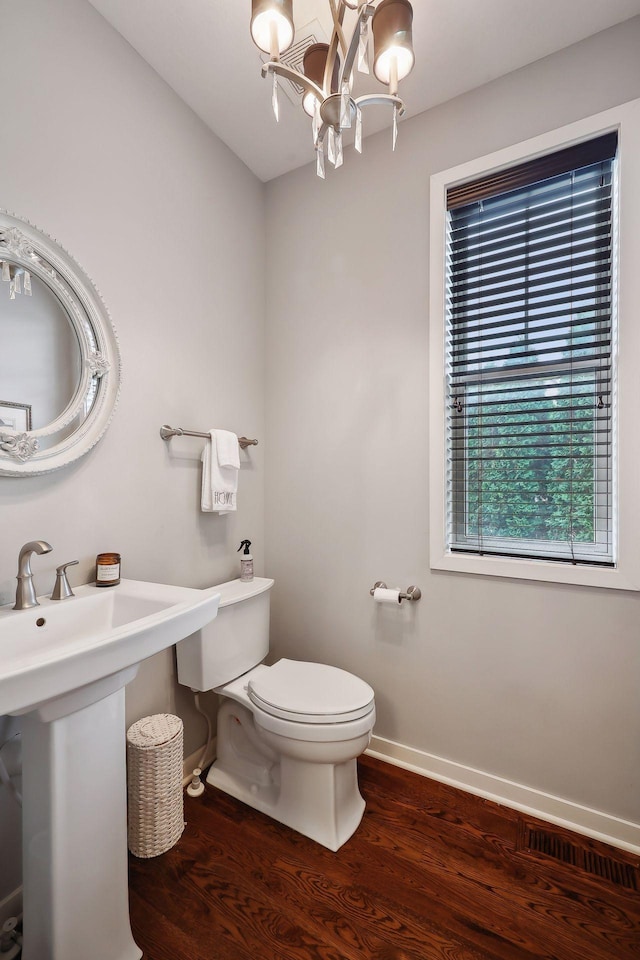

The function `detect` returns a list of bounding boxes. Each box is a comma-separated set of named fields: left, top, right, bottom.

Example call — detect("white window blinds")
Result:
left=445, top=133, right=617, bottom=565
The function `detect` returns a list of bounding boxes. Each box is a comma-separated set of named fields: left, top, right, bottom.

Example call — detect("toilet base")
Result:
left=207, top=755, right=365, bottom=851
left=206, top=700, right=368, bottom=851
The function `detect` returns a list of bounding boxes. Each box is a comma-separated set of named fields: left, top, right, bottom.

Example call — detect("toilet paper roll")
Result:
left=373, top=587, right=401, bottom=604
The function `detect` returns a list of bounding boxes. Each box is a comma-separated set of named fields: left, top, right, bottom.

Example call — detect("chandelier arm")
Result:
left=339, top=3, right=375, bottom=89
left=328, top=0, right=349, bottom=58
left=261, top=61, right=324, bottom=102
left=323, top=1, right=349, bottom=100
left=355, top=92, right=406, bottom=117
left=324, top=38, right=340, bottom=97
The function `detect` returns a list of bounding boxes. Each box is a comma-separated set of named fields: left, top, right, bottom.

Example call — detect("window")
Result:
left=447, top=134, right=617, bottom=566
left=429, top=102, right=640, bottom=589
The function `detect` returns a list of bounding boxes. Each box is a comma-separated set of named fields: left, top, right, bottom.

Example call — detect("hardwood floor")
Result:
left=128, top=755, right=640, bottom=960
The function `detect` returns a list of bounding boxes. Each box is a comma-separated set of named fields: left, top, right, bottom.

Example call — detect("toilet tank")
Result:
left=176, top=577, right=273, bottom=691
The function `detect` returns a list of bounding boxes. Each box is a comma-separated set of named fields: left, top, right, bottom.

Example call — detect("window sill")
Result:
left=431, top=550, right=638, bottom=591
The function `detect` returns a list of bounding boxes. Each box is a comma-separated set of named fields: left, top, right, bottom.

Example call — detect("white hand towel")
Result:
left=215, top=429, right=240, bottom=469
left=201, top=430, right=239, bottom=513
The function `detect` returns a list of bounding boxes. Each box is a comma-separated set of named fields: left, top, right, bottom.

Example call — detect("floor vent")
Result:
left=518, top=822, right=639, bottom=891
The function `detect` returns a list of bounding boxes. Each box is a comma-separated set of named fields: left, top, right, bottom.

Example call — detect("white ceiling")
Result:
left=88, top=0, right=640, bottom=182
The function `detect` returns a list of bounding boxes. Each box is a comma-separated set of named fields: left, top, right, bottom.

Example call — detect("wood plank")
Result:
left=357, top=803, right=638, bottom=958
left=134, top=795, right=489, bottom=960
left=129, top=756, right=640, bottom=960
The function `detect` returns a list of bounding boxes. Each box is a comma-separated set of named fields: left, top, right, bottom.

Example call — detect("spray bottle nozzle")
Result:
left=238, top=540, right=252, bottom=555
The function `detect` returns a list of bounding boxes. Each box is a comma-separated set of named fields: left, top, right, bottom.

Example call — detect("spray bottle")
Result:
left=238, top=540, right=254, bottom=582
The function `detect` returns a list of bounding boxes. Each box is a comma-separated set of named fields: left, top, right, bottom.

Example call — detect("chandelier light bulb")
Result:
left=250, top=0, right=295, bottom=56
left=302, top=91, right=319, bottom=118
left=372, top=0, right=414, bottom=85
left=373, top=43, right=414, bottom=85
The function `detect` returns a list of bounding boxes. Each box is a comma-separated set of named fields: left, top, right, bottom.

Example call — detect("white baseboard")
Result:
left=183, top=732, right=640, bottom=854
left=182, top=739, right=217, bottom=788
left=0, top=886, right=22, bottom=929
left=366, top=735, right=640, bottom=856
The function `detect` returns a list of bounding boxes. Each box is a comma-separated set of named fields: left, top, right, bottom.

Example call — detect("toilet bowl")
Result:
left=176, top=578, right=375, bottom=850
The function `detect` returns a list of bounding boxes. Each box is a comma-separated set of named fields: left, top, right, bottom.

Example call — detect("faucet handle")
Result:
left=51, top=560, right=79, bottom=601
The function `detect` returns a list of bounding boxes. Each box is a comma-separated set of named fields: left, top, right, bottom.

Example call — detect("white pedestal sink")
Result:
left=0, top=579, right=221, bottom=960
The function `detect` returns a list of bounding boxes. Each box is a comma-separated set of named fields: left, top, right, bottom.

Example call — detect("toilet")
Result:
left=176, top=577, right=375, bottom=850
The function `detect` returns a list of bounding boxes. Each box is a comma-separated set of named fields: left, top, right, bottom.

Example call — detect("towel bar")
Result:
left=160, top=425, right=258, bottom=449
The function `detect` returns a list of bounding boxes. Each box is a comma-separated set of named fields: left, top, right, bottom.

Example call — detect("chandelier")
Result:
left=250, top=0, right=415, bottom=177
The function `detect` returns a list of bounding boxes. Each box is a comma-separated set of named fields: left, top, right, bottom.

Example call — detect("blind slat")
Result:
left=451, top=188, right=611, bottom=243
left=449, top=270, right=611, bottom=311
left=449, top=339, right=612, bottom=370
left=452, top=312, right=611, bottom=339
left=449, top=218, right=612, bottom=264
left=449, top=246, right=611, bottom=287
left=449, top=230, right=611, bottom=272
left=449, top=183, right=612, bottom=238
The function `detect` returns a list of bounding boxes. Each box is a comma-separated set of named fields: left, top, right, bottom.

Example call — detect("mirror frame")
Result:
left=0, top=211, right=121, bottom=476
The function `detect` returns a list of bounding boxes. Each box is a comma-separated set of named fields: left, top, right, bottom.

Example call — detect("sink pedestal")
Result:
left=21, top=667, right=142, bottom=960
left=0, top=578, right=222, bottom=960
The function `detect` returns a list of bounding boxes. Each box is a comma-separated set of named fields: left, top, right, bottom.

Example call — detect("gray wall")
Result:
left=2, top=0, right=639, bottom=912
left=265, top=20, right=640, bottom=827
left=0, top=0, right=265, bottom=903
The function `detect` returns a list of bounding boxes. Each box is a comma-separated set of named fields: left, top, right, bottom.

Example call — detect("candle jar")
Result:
left=96, top=552, right=121, bottom=587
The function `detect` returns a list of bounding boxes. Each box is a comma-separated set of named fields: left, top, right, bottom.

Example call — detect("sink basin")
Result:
left=0, top=577, right=220, bottom=960
left=0, top=578, right=220, bottom=716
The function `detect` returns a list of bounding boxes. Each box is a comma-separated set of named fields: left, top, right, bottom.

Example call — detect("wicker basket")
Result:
left=126, top=714, right=184, bottom=858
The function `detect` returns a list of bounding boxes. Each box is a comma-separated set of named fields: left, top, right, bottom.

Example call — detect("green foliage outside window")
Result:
left=465, top=377, right=598, bottom=543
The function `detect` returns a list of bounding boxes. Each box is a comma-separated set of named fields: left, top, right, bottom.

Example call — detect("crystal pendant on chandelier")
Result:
left=334, top=130, right=343, bottom=168
left=23, top=270, right=31, bottom=295
left=327, top=126, right=336, bottom=166
left=272, top=71, right=279, bottom=122
left=355, top=105, right=363, bottom=154
left=340, top=80, right=351, bottom=129
left=392, top=103, right=398, bottom=151
left=312, top=100, right=321, bottom=145
left=316, top=142, right=326, bottom=179
left=358, top=18, right=370, bottom=74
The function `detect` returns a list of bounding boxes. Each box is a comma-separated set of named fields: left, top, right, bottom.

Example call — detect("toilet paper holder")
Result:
left=370, top=581, right=422, bottom=602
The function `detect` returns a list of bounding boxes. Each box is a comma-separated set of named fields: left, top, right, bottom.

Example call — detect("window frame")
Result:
left=429, top=100, right=640, bottom=590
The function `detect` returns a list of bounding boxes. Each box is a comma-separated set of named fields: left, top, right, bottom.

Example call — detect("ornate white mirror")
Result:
left=0, top=211, right=120, bottom=476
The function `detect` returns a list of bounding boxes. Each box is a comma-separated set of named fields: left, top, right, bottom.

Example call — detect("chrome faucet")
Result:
left=14, top=540, right=53, bottom=610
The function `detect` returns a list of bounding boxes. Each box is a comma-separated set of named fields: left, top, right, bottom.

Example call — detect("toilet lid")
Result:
left=247, top=659, right=375, bottom=723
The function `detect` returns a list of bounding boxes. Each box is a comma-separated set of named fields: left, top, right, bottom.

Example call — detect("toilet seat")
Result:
left=247, top=658, right=374, bottom=723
